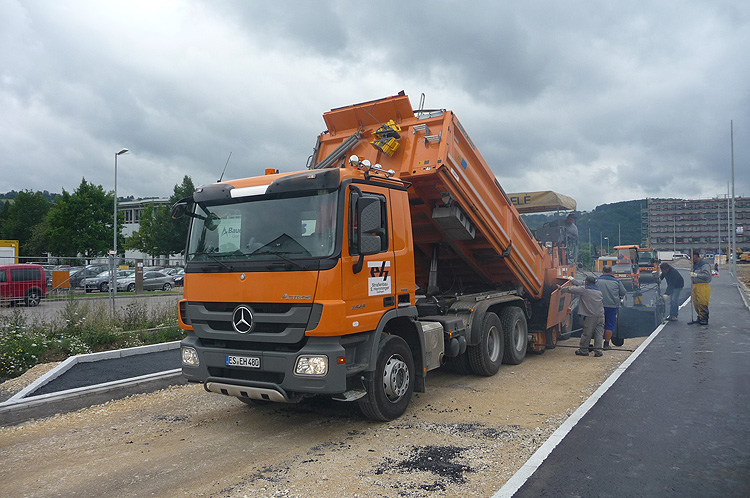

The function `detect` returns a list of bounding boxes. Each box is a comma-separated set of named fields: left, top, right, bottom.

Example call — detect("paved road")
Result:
left=0, top=292, right=181, bottom=323
left=506, top=270, right=750, bottom=497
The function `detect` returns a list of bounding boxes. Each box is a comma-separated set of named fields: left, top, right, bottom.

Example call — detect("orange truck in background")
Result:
left=637, top=247, right=659, bottom=282
left=173, top=93, right=577, bottom=420
left=613, top=245, right=640, bottom=291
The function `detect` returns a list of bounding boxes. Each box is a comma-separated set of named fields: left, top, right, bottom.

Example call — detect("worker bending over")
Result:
left=559, top=275, right=605, bottom=357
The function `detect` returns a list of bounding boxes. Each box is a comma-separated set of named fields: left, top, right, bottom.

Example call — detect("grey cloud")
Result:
left=0, top=0, right=748, bottom=211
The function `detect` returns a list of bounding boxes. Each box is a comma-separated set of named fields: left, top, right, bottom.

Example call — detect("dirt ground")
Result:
left=737, top=263, right=750, bottom=288
left=1, top=337, right=645, bottom=498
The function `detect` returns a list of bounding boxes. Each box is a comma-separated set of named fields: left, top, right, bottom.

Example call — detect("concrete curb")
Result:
left=0, top=341, right=184, bottom=426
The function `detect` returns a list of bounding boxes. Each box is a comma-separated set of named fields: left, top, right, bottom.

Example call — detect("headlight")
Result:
left=295, top=355, right=328, bottom=376
left=181, top=346, right=200, bottom=366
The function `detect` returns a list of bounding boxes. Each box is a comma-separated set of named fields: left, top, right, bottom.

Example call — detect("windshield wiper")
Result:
left=190, top=252, right=233, bottom=272
left=251, top=249, right=307, bottom=270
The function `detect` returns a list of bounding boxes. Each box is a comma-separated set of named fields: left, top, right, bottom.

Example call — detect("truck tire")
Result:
left=468, top=312, right=504, bottom=376
left=501, top=307, right=527, bottom=365
left=358, top=334, right=414, bottom=421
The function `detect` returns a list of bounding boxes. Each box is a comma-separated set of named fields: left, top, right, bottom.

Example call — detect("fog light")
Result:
left=182, top=346, right=199, bottom=366
left=295, top=355, right=328, bottom=376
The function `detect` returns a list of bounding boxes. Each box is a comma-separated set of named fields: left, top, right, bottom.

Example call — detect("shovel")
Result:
left=612, top=305, right=625, bottom=347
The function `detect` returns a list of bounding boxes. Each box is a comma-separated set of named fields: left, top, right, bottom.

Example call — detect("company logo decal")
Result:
left=368, top=261, right=392, bottom=296
left=282, top=294, right=312, bottom=300
left=232, top=305, right=254, bottom=334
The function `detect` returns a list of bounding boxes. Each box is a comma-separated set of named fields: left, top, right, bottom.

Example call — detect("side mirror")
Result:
left=171, top=197, right=194, bottom=220
left=171, top=202, right=187, bottom=220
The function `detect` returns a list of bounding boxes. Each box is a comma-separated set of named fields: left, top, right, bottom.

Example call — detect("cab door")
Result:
left=341, top=184, right=396, bottom=334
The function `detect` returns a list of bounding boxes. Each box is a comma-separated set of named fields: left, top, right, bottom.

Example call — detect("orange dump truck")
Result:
left=173, top=93, right=576, bottom=420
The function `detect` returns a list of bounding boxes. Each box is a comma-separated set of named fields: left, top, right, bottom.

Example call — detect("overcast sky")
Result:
left=1, top=1, right=748, bottom=211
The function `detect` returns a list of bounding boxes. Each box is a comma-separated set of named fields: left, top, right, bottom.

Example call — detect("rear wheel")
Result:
left=25, top=289, right=42, bottom=307
left=100, top=282, right=109, bottom=292
left=127, top=283, right=135, bottom=292
left=501, top=307, right=528, bottom=365
left=468, top=312, right=504, bottom=376
left=163, top=283, right=172, bottom=291
left=358, top=334, right=414, bottom=421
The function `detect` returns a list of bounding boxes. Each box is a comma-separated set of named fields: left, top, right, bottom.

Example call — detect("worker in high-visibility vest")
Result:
left=689, top=250, right=712, bottom=326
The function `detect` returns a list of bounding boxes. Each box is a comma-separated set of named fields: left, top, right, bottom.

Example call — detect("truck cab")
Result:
left=613, top=245, right=640, bottom=291
left=174, top=93, right=576, bottom=421
left=637, top=247, right=659, bottom=282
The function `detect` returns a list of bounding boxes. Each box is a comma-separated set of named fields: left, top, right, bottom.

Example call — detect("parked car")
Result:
left=82, top=269, right=134, bottom=293
left=69, top=264, right=110, bottom=288
left=0, top=263, right=47, bottom=306
left=172, top=268, right=185, bottom=286
left=116, top=271, right=175, bottom=292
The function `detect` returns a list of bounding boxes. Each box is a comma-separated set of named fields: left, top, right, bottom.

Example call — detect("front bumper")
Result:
left=180, top=334, right=357, bottom=402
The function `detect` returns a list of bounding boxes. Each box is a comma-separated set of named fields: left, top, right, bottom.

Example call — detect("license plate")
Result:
left=225, top=355, right=261, bottom=368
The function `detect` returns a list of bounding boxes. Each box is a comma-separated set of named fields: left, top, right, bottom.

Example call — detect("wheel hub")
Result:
left=487, top=325, right=501, bottom=361
left=382, top=354, right=409, bottom=402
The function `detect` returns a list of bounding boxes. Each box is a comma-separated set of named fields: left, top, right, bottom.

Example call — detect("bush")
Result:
left=0, top=297, right=184, bottom=379
left=0, top=310, right=50, bottom=378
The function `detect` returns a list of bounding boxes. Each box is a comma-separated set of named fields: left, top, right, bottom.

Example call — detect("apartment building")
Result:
left=645, top=197, right=749, bottom=255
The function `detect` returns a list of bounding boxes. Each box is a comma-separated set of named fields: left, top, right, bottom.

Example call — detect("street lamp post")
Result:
left=111, top=148, right=129, bottom=313
left=604, top=237, right=609, bottom=254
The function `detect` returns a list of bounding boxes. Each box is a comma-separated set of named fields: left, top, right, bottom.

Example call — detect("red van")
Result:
left=0, top=264, right=47, bottom=306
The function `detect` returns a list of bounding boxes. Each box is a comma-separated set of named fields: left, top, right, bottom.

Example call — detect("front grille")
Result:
left=203, top=302, right=294, bottom=314
left=187, top=301, right=311, bottom=344
left=208, top=367, right=284, bottom=384
left=206, top=320, right=288, bottom=334
left=201, top=337, right=306, bottom=353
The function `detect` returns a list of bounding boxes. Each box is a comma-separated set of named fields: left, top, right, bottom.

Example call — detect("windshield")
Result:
left=612, top=264, right=632, bottom=273
left=187, top=189, right=338, bottom=262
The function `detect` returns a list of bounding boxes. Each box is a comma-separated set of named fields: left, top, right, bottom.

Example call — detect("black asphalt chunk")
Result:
left=31, top=349, right=181, bottom=396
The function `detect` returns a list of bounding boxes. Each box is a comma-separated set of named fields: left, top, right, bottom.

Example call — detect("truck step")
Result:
left=331, top=390, right=366, bottom=402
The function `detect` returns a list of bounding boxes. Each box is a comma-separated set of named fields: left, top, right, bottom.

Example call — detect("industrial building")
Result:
left=644, top=196, right=750, bottom=256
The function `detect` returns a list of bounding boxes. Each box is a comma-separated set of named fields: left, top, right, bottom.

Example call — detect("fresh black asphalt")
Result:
left=30, top=349, right=181, bottom=396
left=510, top=270, right=750, bottom=497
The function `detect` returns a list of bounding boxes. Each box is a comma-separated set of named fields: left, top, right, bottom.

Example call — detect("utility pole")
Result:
left=717, top=199, right=721, bottom=256
left=727, top=184, right=731, bottom=261
left=731, top=120, right=737, bottom=283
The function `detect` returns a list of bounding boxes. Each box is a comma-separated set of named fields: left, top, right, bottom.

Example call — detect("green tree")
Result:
left=126, top=176, right=194, bottom=258
left=125, top=203, right=167, bottom=258
left=46, top=179, right=116, bottom=257
left=0, top=191, right=50, bottom=256
left=168, top=175, right=194, bottom=255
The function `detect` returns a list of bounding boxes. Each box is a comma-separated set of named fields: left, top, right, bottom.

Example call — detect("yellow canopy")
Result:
left=508, top=191, right=577, bottom=214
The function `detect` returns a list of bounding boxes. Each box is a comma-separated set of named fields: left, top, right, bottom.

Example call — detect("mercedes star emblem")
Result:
left=232, top=305, right=254, bottom=334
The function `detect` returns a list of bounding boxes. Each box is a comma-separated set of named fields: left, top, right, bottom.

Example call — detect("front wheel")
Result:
left=25, top=289, right=42, bottom=307
left=163, top=283, right=172, bottom=291
left=358, top=334, right=415, bottom=421
left=501, top=307, right=528, bottom=365
left=468, top=312, right=504, bottom=376
left=127, top=283, right=135, bottom=292
left=100, top=282, right=109, bottom=293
